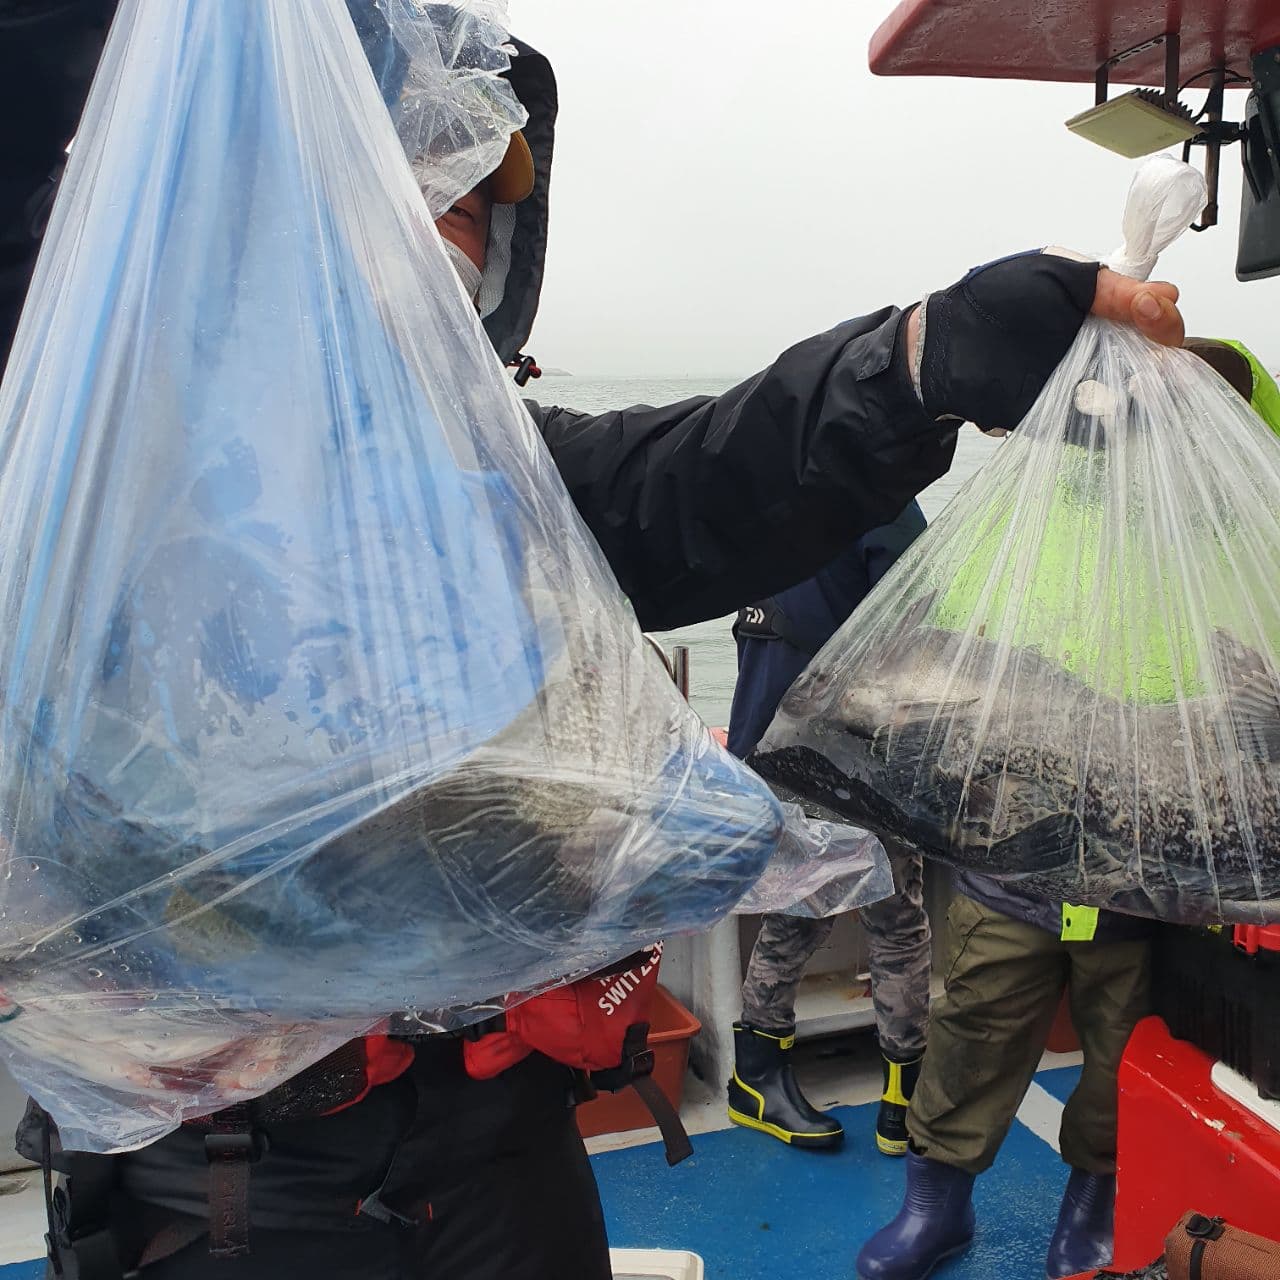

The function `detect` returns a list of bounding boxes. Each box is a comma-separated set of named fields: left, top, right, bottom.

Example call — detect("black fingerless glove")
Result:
left=917, top=251, right=1102, bottom=432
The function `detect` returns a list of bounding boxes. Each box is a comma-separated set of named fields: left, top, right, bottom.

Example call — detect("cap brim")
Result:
left=489, top=131, right=535, bottom=205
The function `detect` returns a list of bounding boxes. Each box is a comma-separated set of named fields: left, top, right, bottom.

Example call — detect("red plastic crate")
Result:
left=1233, top=923, right=1280, bottom=955
left=1112, top=1017, right=1280, bottom=1271
left=576, top=985, right=701, bottom=1139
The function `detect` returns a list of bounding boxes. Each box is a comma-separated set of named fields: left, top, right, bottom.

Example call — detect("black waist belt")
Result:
left=42, top=1038, right=383, bottom=1277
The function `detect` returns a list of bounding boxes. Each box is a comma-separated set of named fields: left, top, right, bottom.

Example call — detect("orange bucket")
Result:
left=576, top=985, right=701, bottom=1139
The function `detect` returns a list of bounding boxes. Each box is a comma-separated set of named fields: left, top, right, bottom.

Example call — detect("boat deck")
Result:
left=0, top=1038, right=1085, bottom=1280
left=592, top=1036, right=1084, bottom=1278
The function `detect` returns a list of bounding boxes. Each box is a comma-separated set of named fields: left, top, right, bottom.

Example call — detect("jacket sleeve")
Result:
left=527, top=307, right=957, bottom=632
left=858, top=499, right=929, bottom=591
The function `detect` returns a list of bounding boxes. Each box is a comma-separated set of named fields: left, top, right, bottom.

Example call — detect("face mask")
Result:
left=442, top=238, right=483, bottom=303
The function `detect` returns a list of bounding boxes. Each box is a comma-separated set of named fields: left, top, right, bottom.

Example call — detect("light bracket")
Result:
left=1067, top=32, right=1245, bottom=231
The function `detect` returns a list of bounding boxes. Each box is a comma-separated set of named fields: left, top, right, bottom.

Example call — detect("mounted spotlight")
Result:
left=1065, top=38, right=1201, bottom=156
left=1066, top=89, right=1202, bottom=158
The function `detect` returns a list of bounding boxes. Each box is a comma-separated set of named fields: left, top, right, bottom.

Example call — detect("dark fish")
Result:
left=751, top=607, right=1280, bottom=925
left=3, top=659, right=627, bottom=996
left=0, top=640, right=779, bottom=1014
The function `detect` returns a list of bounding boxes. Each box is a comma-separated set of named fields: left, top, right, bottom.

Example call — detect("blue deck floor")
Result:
left=594, top=1065, right=1083, bottom=1280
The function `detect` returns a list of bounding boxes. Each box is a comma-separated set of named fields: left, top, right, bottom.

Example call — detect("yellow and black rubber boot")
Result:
left=876, top=1051, right=922, bottom=1156
left=726, top=1022, right=844, bottom=1148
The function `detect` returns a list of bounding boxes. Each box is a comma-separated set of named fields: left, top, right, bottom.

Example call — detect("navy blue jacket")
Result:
left=726, top=501, right=926, bottom=760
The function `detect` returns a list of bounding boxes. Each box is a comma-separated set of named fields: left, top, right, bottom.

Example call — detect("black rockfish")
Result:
left=751, top=595, right=1280, bottom=925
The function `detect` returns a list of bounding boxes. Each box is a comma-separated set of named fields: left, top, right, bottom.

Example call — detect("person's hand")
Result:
left=1091, top=268, right=1182, bottom=346
left=906, top=251, right=1186, bottom=433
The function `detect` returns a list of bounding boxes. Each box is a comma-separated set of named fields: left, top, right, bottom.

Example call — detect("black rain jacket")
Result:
left=500, top=41, right=956, bottom=629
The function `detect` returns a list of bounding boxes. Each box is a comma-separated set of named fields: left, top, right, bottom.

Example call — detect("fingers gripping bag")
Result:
left=0, top=0, right=890, bottom=1153
left=755, top=155, right=1280, bottom=929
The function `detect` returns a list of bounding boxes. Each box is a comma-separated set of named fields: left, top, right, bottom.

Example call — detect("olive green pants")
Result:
left=907, top=893, right=1151, bottom=1176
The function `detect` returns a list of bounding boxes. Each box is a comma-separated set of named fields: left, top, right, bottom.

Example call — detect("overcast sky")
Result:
left=506, top=0, right=1277, bottom=377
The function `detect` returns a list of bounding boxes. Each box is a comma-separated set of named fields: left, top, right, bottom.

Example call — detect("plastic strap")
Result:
left=630, top=1075, right=694, bottom=1167
left=42, top=1113, right=125, bottom=1280
left=588, top=1022, right=654, bottom=1093
left=1184, top=1212, right=1226, bottom=1280
left=41, top=1112, right=58, bottom=1276
left=583, top=1016, right=692, bottom=1166
left=204, top=1103, right=264, bottom=1260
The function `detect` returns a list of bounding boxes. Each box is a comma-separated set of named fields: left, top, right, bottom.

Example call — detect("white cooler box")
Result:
left=611, top=1248, right=705, bottom=1279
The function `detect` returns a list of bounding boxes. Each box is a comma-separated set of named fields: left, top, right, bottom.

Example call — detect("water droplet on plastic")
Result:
left=28, top=861, right=39, bottom=873
left=87, top=968, right=103, bottom=979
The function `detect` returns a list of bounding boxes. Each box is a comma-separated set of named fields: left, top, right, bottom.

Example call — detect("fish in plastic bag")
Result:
left=754, top=157, right=1280, bottom=927
left=0, top=0, right=889, bottom=1152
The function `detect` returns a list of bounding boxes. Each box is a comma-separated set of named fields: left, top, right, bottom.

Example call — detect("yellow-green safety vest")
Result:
left=930, top=339, right=1280, bottom=705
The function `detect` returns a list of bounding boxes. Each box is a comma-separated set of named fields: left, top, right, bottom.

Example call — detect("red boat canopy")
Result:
left=869, top=1, right=1280, bottom=87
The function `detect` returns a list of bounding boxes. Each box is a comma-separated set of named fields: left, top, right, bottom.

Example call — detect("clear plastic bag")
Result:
left=349, top=0, right=527, bottom=217
left=0, top=0, right=888, bottom=1153
left=755, top=159, right=1280, bottom=928
left=732, top=804, right=893, bottom=919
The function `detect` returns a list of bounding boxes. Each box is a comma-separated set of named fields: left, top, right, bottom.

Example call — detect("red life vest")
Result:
left=326, top=944, right=667, bottom=1115
left=458, top=944, right=690, bottom=1166
left=462, top=943, right=664, bottom=1080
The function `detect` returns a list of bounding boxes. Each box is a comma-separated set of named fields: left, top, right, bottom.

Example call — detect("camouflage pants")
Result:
left=739, top=842, right=931, bottom=1060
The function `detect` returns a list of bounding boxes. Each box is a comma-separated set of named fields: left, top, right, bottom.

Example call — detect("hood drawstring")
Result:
left=509, top=353, right=541, bottom=387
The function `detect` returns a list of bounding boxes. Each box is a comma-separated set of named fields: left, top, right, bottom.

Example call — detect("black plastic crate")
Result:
left=1150, top=924, right=1280, bottom=1101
